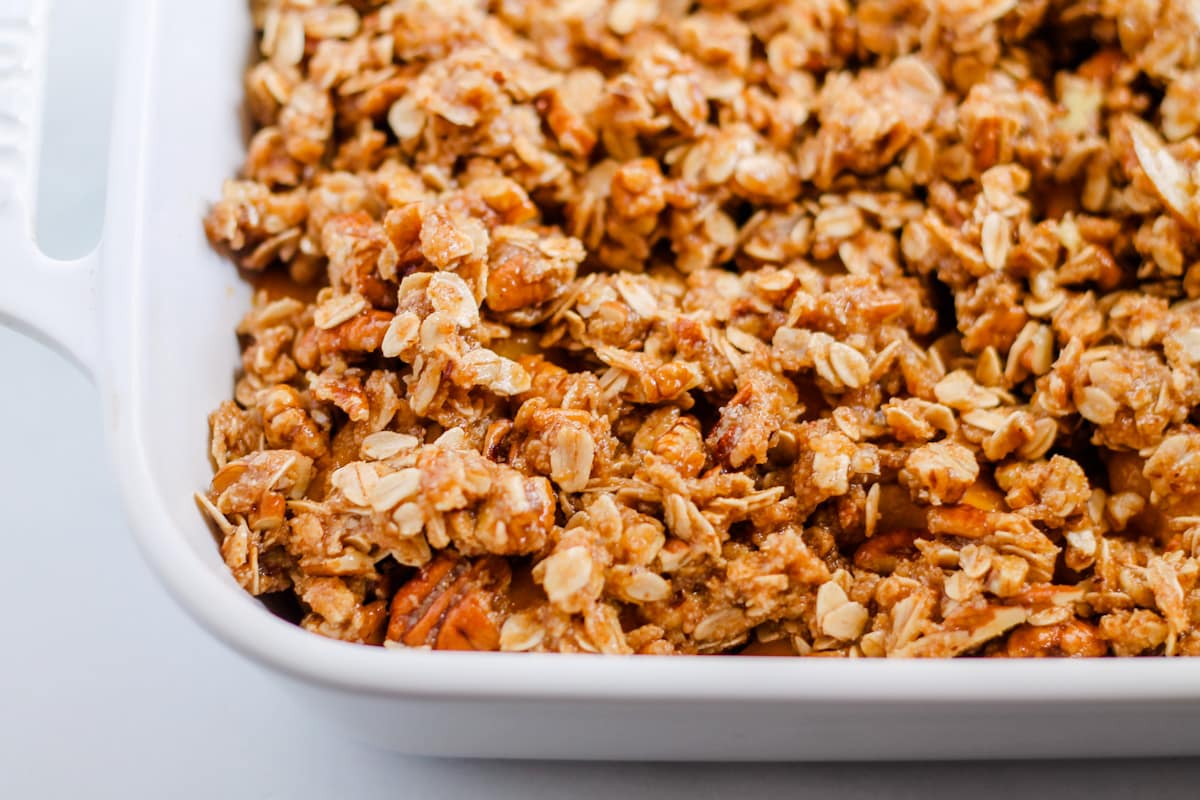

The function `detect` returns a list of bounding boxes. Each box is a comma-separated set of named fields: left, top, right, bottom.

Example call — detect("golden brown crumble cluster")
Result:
left=201, top=0, right=1200, bottom=657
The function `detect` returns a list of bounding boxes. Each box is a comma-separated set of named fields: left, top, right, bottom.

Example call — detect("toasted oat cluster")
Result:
left=200, top=0, right=1200, bottom=657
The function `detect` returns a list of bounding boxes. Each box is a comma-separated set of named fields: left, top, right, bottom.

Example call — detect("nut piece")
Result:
left=1004, top=620, right=1107, bottom=658
left=386, top=552, right=512, bottom=651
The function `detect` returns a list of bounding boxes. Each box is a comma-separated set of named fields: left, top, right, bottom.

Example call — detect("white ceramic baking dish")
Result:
left=5, top=0, right=1200, bottom=760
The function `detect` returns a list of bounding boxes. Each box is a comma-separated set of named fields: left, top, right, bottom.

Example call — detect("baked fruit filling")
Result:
left=201, top=0, right=1200, bottom=657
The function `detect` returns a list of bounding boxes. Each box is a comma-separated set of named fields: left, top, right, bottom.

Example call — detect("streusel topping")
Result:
left=201, top=0, right=1200, bottom=657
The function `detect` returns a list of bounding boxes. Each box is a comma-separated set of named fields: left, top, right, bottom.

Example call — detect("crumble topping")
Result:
left=201, top=0, right=1200, bottom=657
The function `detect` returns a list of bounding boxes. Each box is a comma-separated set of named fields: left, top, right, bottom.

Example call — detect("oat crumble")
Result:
left=201, top=0, right=1200, bottom=657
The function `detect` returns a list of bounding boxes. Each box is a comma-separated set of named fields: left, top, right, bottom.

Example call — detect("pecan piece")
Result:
left=386, top=553, right=512, bottom=650
left=853, top=529, right=922, bottom=574
left=1004, top=620, right=1107, bottom=658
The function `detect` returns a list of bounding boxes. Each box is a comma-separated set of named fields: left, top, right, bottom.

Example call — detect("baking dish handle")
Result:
left=0, top=0, right=100, bottom=380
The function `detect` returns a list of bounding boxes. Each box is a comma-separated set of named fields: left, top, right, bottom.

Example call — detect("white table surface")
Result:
left=4, top=2, right=1200, bottom=797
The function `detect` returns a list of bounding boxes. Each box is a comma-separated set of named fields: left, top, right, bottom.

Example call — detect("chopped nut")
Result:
left=386, top=553, right=512, bottom=651
left=1004, top=620, right=1106, bottom=658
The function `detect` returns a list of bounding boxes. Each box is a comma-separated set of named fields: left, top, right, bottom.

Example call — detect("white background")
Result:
left=3, top=1, right=1200, bottom=796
